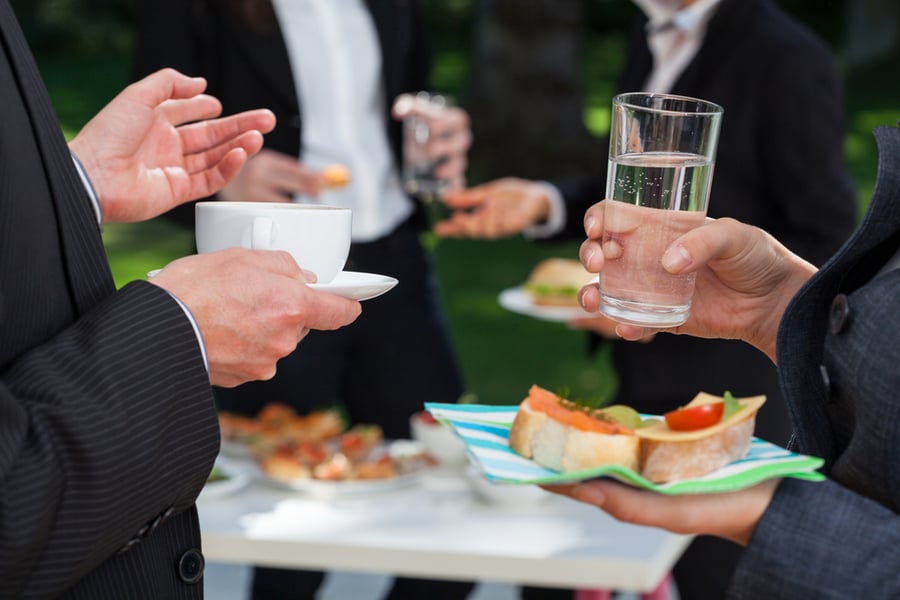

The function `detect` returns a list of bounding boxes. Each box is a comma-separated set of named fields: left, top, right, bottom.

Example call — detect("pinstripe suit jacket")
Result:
left=727, top=125, right=900, bottom=597
left=0, top=2, right=219, bottom=598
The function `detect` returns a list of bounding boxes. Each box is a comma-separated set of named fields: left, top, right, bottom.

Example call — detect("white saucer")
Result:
left=309, top=271, right=398, bottom=301
left=498, top=287, right=594, bottom=322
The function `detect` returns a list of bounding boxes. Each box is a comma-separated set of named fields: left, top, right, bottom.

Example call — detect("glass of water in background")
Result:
left=399, top=91, right=454, bottom=207
left=598, top=92, right=723, bottom=327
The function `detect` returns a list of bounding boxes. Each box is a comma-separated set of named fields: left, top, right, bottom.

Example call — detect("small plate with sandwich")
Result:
left=498, top=258, right=597, bottom=322
left=426, top=385, right=825, bottom=495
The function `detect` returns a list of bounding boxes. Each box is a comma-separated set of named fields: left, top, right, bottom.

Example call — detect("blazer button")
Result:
left=177, top=548, right=205, bottom=584
left=829, top=294, right=850, bottom=334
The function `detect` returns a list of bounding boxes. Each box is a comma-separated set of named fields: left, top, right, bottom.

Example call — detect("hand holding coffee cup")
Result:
left=150, top=249, right=361, bottom=387
left=195, top=201, right=352, bottom=284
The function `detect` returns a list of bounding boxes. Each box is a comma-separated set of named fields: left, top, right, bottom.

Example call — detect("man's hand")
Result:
left=148, top=248, right=361, bottom=388
left=435, top=177, right=551, bottom=239
left=392, top=93, right=472, bottom=192
left=69, top=68, right=276, bottom=223
left=218, top=149, right=325, bottom=203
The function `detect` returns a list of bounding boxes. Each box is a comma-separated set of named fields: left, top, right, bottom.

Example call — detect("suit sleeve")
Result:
left=0, top=281, right=219, bottom=597
left=729, top=477, right=900, bottom=598
left=545, top=173, right=608, bottom=242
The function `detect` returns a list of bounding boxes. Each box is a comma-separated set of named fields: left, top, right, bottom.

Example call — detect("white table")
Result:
left=198, top=462, right=690, bottom=593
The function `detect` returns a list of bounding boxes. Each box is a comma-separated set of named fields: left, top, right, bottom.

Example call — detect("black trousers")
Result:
left=215, top=216, right=472, bottom=599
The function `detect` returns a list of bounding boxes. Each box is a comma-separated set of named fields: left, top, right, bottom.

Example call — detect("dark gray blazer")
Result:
left=728, top=124, right=900, bottom=598
left=0, top=2, right=219, bottom=597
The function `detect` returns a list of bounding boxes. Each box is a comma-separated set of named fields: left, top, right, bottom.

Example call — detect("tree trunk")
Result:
left=463, top=0, right=605, bottom=184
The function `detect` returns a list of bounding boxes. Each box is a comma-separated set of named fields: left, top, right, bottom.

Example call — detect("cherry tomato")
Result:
left=664, top=402, right=725, bottom=431
left=416, top=411, right=439, bottom=425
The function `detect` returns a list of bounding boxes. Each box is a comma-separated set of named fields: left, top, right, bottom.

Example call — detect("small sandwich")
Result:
left=509, top=385, right=641, bottom=473
left=523, top=258, right=596, bottom=307
left=509, top=385, right=766, bottom=483
left=321, top=163, right=351, bottom=188
left=635, top=392, right=766, bottom=483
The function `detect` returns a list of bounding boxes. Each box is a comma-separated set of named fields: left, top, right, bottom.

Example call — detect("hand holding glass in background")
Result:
left=599, top=92, right=723, bottom=327
left=393, top=91, right=471, bottom=224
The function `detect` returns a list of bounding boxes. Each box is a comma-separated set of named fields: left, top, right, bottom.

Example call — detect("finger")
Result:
left=179, top=109, right=277, bottom=156
left=614, top=323, right=657, bottom=341
left=662, top=217, right=738, bottom=275
left=157, top=95, right=223, bottom=127
left=428, top=108, right=470, bottom=138
left=264, top=163, right=318, bottom=196
left=125, top=68, right=208, bottom=109
left=429, top=127, right=472, bottom=157
left=390, top=93, right=415, bottom=119
left=432, top=217, right=468, bottom=238
left=578, top=279, right=602, bottom=312
left=442, top=187, right=489, bottom=209
left=183, top=129, right=265, bottom=177
left=302, top=291, right=362, bottom=331
left=567, top=315, right=620, bottom=338
left=186, top=146, right=251, bottom=200
left=433, top=155, right=467, bottom=181
left=580, top=239, right=604, bottom=273
left=584, top=202, right=605, bottom=239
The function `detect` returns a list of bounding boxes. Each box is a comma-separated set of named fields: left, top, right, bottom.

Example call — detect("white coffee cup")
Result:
left=195, top=202, right=352, bottom=284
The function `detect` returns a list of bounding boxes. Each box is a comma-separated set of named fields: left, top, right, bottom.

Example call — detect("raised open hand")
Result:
left=69, top=68, right=276, bottom=223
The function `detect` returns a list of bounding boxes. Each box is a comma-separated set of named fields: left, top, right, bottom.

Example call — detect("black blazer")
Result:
left=554, top=0, right=858, bottom=445
left=131, top=0, right=430, bottom=229
left=0, top=2, right=218, bottom=597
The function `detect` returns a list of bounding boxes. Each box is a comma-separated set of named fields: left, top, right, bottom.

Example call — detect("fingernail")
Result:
left=662, top=245, right=691, bottom=273
left=584, top=246, right=596, bottom=269
left=585, top=214, right=598, bottom=237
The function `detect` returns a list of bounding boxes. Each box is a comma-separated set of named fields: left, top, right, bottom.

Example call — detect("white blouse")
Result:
left=271, top=0, right=414, bottom=242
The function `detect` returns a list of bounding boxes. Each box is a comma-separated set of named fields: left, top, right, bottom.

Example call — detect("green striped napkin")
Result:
left=426, top=403, right=824, bottom=495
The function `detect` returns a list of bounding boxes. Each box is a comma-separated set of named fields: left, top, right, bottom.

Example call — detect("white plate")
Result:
left=149, top=268, right=397, bottom=302
left=309, top=271, right=398, bottom=301
left=263, top=469, right=423, bottom=498
left=498, top=287, right=594, bottom=322
left=257, top=440, right=432, bottom=498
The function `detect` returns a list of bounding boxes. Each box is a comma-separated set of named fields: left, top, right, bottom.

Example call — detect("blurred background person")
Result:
left=436, top=0, right=857, bottom=599
left=131, top=1, right=475, bottom=599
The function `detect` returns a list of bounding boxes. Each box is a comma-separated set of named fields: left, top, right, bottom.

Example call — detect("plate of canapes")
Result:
left=218, top=403, right=438, bottom=498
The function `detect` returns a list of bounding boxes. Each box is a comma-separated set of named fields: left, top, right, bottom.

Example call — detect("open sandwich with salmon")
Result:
left=509, top=385, right=766, bottom=483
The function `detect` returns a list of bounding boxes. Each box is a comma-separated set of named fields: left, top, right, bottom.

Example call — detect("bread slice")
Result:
left=509, top=391, right=640, bottom=473
left=635, top=393, right=765, bottom=483
left=510, top=388, right=765, bottom=483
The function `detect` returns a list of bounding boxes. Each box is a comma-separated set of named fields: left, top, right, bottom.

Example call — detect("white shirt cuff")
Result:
left=523, top=181, right=566, bottom=240
left=71, top=152, right=103, bottom=226
left=166, top=290, right=210, bottom=373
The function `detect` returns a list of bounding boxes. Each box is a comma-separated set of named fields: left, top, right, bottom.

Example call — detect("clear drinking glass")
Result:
left=598, top=92, right=724, bottom=327
left=399, top=91, right=454, bottom=209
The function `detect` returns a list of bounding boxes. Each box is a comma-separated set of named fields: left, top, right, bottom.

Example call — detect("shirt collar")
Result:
left=635, top=0, right=724, bottom=36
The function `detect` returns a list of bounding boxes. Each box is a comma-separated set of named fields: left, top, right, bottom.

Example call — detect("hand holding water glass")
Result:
left=599, top=93, right=723, bottom=327
left=393, top=91, right=470, bottom=203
